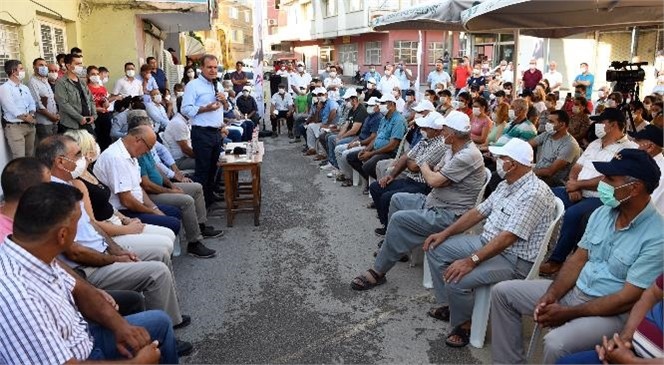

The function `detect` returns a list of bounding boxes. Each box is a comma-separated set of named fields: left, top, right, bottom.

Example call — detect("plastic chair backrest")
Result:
left=525, top=197, right=565, bottom=280
left=474, top=168, right=492, bottom=207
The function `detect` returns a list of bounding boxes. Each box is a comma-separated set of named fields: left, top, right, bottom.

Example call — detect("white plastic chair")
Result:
left=469, top=197, right=565, bottom=349
left=422, top=168, right=492, bottom=288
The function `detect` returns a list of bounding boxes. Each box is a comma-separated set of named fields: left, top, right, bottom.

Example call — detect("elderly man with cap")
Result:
left=304, top=87, right=338, bottom=155
left=491, top=148, right=663, bottom=364
left=351, top=111, right=485, bottom=291
left=270, top=83, right=294, bottom=137
left=322, top=88, right=368, bottom=174
left=630, top=124, right=664, bottom=211
left=539, top=108, right=638, bottom=276
left=289, top=61, right=312, bottom=96
left=369, top=112, right=448, bottom=235
left=347, top=93, right=407, bottom=194
left=337, top=96, right=383, bottom=186
left=424, top=138, right=557, bottom=348
left=363, top=77, right=382, bottom=101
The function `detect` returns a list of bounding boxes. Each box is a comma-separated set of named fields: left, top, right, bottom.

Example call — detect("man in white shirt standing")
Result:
left=289, top=61, right=312, bottom=96
left=544, top=60, right=563, bottom=98
left=427, top=58, right=452, bottom=91
left=394, top=61, right=415, bottom=98
left=323, top=65, right=343, bottom=103
left=378, top=64, right=400, bottom=97
left=112, top=62, right=143, bottom=98
left=0, top=59, right=36, bottom=159
left=28, top=57, right=60, bottom=143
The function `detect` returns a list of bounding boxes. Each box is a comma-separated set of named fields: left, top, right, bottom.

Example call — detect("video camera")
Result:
left=606, top=61, right=647, bottom=84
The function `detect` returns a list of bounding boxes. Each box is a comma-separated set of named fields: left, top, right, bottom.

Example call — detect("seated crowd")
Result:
left=0, top=51, right=259, bottom=363
left=1, top=50, right=663, bottom=364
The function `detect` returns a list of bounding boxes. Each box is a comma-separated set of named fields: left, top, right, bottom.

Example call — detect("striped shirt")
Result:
left=405, top=136, right=447, bottom=183
left=476, top=171, right=557, bottom=262
left=0, top=238, right=93, bottom=364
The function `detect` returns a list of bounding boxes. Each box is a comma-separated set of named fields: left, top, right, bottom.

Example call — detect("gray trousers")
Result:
left=4, top=123, right=36, bottom=159
left=305, top=123, right=322, bottom=150
left=426, top=234, right=532, bottom=327
left=175, top=156, right=196, bottom=171
left=337, top=145, right=364, bottom=178
left=82, top=243, right=182, bottom=325
left=375, top=193, right=458, bottom=274
left=149, top=182, right=206, bottom=243
left=375, top=158, right=394, bottom=181
left=491, top=280, right=627, bottom=364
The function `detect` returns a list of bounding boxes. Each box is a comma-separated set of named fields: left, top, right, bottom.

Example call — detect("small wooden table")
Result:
left=218, top=142, right=264, bottom=227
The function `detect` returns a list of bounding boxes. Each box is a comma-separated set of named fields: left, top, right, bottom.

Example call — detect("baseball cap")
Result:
left=628, top=124, right=663, bottom=147
left=342, top=88, right=357, bottom=99
left=366, top=96, right=380, bottom=106
left=416, top=112, right=444, bottom=130
left=405, top=89, right=416, bottom=97
left=590, top=107, right=626, bottom=125
left=442, top=111, right=471, bottom=133
left=378, top=94, right=397, bottom=103
left=593, top=148, right=661, bottom=184
left=367, top=77, right=377, bottom=85
left=314, top=87, right=327, bottom=95
left=412, top=100, right=436, bottom=112
left=488, top=138, right=534, bottom=166
left=296, top=61, right=305, bottom=67
left=242, top=85, right=251, bottom=92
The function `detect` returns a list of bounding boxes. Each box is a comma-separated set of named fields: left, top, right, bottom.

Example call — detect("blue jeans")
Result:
left=327, top=135, right=354, bottom=168
left=549, top=187, right=603, bottom=263
left=88, top=310, right=179, bottom=364
left=369, top=178, right=432, bottom=227
left=121, top=204, right=181, bottom=235
left=556, top=350, right=602, bottom=364
left=191, top=126, right=222, bottom=206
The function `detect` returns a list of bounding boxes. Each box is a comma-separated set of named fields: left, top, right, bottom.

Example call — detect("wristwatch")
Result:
left=470, top=254, right=481, bottom=266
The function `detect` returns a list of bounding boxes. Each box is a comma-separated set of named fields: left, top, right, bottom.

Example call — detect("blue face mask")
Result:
left=597, top=180, right=633, bottom=208
left=38, top=65, right=48, bottom=77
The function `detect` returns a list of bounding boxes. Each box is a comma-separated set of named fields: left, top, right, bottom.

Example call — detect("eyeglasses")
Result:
left=139, top=138, right=154, bottom=150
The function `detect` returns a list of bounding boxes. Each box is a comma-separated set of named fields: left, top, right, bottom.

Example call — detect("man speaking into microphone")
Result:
left=182, top=55, right=229, bottom=207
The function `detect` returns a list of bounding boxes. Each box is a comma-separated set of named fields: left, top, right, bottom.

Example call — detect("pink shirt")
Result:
left=0, top=214, right=13, bottom=242
left=470, top=116, right=490, bottom=137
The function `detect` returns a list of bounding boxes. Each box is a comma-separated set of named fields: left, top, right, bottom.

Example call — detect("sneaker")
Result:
left=335, top=174, right=346, bottom=182
left=326, top=170, right=338, bottom=178
left=173, top=315, right=191, bottom=329
left=187, top=241, right=217, bottom=258
left=176, top=339, right=194, bottom=357
left=320, top=163, right=334, bottom=171
left=200, top=224, right=224, bottom=238
left=374, top=227, right=386, bottom=236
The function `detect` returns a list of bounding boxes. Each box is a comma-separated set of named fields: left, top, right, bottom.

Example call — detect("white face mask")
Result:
left=598, top=91, right=605, bottom=98
left=496, top=158, right=509, bottom=178
left=367, top=83, right=374, bottom=90
left=490, top=112, right=497, bottom=120
left=595, top=123, right=607, bottom=139
left=37, top=65, right=48, bottom=77
left=17, top=70, right=26, bottom=80
left=434, top=88, right=442, bottom=94
left=508, top=109, right=516, bottom=120
left=152, top=95, right=162, bottom=104
left=451, top=101, right=460, bottom=110
left=319, top=95, right=327, bottom=103
left=164, top=95, right=171, bottom=101
left=384, top=70, right=392, bottom=76
left=176, top=91, right=184, bottom=98
left=329, top=72, right=337, bottom=78
left=367, top=106, right=376, bottom=114
left=420, top=129, right=429, bottom=139
left=66, top=156, right=87, bottom=179
left=379, top=104, right=388, bottom=114
left=607, top=100, right=617, bottom=108
left=345, top=101, right=352, bottom=108
left=48, top=72, right=59, bottom=81
left=242, top=91, right=249, bottom=96
left=297, top=66, right=304, bottom=72
left=126, top=70, right=136, bottom=78
left=74, top=65, right=85, bottom=76
left=278, top=88, right=285, bottom=94
left=392, top=91, right=400, bottom=98
left=89, top=75, right=101, bottom=84
left=472, top=107, right=481, bottom=116
left=545, top=122, right=555, bottom=134
left=102, top=77, right=109, bottom=84
left=312, top=96, right=319, bottom=103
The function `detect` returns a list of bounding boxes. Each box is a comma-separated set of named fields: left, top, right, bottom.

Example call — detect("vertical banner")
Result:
left=252, top=0, right=265, bottom=124
left=415, top=30, right=423, bottom=98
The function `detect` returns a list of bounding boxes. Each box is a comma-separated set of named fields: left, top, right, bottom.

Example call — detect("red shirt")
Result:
left=522, top=69, right=543, bottom=90
left=88, top=84, right=108, bottom=109
left=454, top=66, right=471, bottom=89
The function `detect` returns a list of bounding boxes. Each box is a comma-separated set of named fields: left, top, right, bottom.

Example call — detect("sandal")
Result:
left=445, top=325, right=470, bottom=348
left=427, top=306, right=450, bottom=322
left=350, top=268, right=386, bottom=291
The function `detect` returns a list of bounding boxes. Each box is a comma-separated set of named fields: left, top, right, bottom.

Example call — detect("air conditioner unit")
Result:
left=267, top=19, right=277, bottom=26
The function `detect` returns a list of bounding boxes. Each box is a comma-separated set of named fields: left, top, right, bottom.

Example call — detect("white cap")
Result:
left=488, top=138, right=534, bottom=166
left=412, top=100, right=435, bottom=112
left=366, top=96, right=380, bottom=106
left=296, top=61, right=305, bottom=66
left=442, top=110, right=471, bottom=133
left=367, top=77, right=377, bottom=85
left=378, top=94, right=397, bottom=103
left=313, top=87, right=327, bottom=95
left=415, top=112, right=444, bottom=130
left=242, top=85, right=251, bottom=92
left=342, top=88, right=357, bottom=99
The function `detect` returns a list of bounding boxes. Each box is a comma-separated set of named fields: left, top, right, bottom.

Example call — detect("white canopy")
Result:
left=371, top=0, right=476, bottom=31
left=462, top=0, right=664, bottom=38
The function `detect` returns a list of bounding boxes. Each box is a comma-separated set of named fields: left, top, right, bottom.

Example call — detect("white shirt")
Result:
left=289, top=72, right=312, bottom=93
left=112, top=76, right=143, bottom=97
left=377, top=75, right=400, bottom=96
left=395, top=97, right=406, bottom=113
left=544, top=70, right=563, bottom=92
left=163, top=113, right=191, bottom=160
left=27, top=76, right=58, bottom=125
left=271, top=92, right=294, bottom=111
left=576, top=136, right=638, bottom=197
left=0, top=79, right=36, bottom=122
left=651, top=153, right=664, bottom=213
left=93, top=139, right=144, bottom=210
left=323, top=77, right=343, bottom=101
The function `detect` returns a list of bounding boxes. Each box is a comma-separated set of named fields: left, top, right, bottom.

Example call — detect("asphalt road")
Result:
left=172, top=135, right=491, bottom=364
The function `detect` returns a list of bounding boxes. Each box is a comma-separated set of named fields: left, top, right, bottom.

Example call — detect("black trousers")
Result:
left=191, top=125, right=222, bottom=206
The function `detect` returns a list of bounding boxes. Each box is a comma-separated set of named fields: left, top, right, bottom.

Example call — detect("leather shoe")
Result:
left=176, top=339, right=194, bottom=356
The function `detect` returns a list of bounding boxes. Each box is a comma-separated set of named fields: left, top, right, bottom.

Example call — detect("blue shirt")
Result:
left=152, top=142, right=176, bottom=179
left=145, top=102, right=169, bottom=132
left=134, top=75, right=159, bottom=104
left=374, top=111, right=406, bottom=150
left=0, top=80, right=36, bottom=122
left=151, top=68, right=167, bottom=91
left=320, top=99, right=338, bottom=125
left=576, top=203, right=664, bottom=297
left=182, top=76, right=225, bottom=128
left=363, top=71, right=381, bottom=83
left=358, top=112, right=382, bottom=141
left=137, top=152, right=164, bottom=186
left=575, top=72, right=595, bottom=99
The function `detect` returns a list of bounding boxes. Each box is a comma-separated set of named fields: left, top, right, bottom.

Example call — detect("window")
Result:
left=323, top=0, right=337, bottom=17
left=229, top=7, right=239, bottom=19
left=427, top=42, right=444, bottom=65
left=231, top=30, right=244, bottom=43
left=319, top=46, right=335, bottom=65
left=346, top=0, right=363, bottom=12
left=365, top=41, right=381, bottom=65
left=39, top=19, right=67, bottom=65
left=394, top=40, right=418, bottom=64
left=244, top=10, right=251, bottom=23
left=302, top=3, right=313, bottom=21
left=338, top=43, right=358, bottom=64
left=0, top=23, right=20, bottom=83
